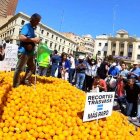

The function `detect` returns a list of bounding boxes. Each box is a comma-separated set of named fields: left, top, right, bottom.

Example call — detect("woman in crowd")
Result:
left=0, top=45, right=5, bottom=61
left=59, top=53, right=70, bottom=80
left=85, top=59, right=98, bottom=92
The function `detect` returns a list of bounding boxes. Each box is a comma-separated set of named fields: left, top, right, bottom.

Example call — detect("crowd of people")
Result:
left=40, top=50, right=140, bottom=122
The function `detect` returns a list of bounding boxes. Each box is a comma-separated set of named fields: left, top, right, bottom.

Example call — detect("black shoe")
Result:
left=23, top=81, right=32, bottom=86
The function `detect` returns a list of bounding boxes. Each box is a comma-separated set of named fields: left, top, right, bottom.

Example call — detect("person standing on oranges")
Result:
left=13, top=13, right=41, bottom=87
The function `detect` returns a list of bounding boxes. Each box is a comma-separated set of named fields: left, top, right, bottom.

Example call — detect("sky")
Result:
left=16, top=0, right=140, bottom=38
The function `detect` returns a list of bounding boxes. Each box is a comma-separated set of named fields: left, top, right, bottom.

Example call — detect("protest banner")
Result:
left=0, top=43, right=18, bottom=71
left=83, top=92, right=115, bottom=122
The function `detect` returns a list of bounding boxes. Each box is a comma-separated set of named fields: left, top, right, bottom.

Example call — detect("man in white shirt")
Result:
left=68, top=54, right=75, bottom=84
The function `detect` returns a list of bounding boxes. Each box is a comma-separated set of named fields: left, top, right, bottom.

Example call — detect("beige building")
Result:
left=0, top=12, right=77, bottom=54
left=0, top=0, right=18, bottom=27
left=62, top=33, right=94, bottom=56
left=95, top=30, right=140, bottom=62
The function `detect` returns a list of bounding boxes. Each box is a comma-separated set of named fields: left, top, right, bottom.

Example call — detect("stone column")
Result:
left=132, top=42, right=137, bottom=61
left=123, top=41, right=128, bottom=57
left=115, top=41, right=120, bottom=56
left=107, top=40, right=112, bottom=56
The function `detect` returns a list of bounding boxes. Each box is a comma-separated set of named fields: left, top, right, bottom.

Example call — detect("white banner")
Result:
left=0, top=43, right=18, bottom=71
left=83, top=92, right=115, bottom=122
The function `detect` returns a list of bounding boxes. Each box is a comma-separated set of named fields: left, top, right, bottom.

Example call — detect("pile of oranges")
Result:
left=0, top=71, right=139, bottom=140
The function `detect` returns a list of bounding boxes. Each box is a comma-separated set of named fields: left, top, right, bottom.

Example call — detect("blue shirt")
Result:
left=128, top=67, right=140, bottom=79
left=51, top=55, right=61, bottom=65
left=119, top=69, right=129, bottom=78
left=18, top=23, right=36, bottom=55
left=108, top=66, right=119, bottom=76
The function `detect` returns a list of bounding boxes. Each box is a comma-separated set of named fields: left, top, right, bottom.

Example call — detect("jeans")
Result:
left=13, top=53, right=35, bottom=87
left=69, top=68, right=75, bottom=84
left=51, top=64, right=58, bottom=77
left=126, top=101, right=133, bottom=116
left=38, top=66, right=48, bottom=76
left=117, top=96, right=126, bottom=113
left=76, top=73, right=85, bottom=90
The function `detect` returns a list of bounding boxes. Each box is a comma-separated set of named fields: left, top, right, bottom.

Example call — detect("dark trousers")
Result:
left=69, top=68, right=75, bottom=84
left=85, top=75, right=94, bottom=92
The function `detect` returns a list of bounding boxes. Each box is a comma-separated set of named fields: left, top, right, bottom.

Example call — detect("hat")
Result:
left=112, top=62, right=116, bottom=66
left=31, top=13, right=41, bottom=20
left=133, top=61, right=138, bottom=65
left=79, top=55, right=85, bottom=60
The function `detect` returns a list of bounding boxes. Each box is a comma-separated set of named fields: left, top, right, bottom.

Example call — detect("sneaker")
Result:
left=131, top=117, right=138, bottom=122
left=24, top=80, right=32, bottom=86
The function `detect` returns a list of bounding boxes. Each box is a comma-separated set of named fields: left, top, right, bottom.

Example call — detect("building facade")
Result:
left=62, top=33, right=94, bottom=56
left=0, top=12, right=77, bottom=54
left=94, top=30, right=140, bottom=62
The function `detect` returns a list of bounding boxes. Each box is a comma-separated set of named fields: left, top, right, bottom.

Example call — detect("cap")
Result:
left=31, top=13, right=41, bottom=20
left=112, top=62, right=116, bottom=66
left=79, top=55, right=85, bottom=60
left=133, top=61, right=138, bottom=65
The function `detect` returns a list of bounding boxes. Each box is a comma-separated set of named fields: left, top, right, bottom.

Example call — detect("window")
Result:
left=121, top=44, right=124, bottom=48
left=52, top=35, right=54, bottom=39
left=120, top=51, right=124, bottom=56
left=138, top=45, right=140, bottom=49
left=56, top=37, right=58, bottom=40
left=13, top=28, right=15, bottom=34
left=64, top=40, right=65, bottom=44
left=105, top=43, right=108, bottom=46
left=45, top=40, right=48, bottom=44
left=112, top=51, right=115, bottom=55
left=98, top=51, right=101, bottom=56
left=21, top=20, right=25, bottom=25
left=99, top=43, right=101, bottom=46
left=60, top=39, right=62, bottom=42
left=128, top=52, right=132, bottom=57
left=62, top=47, right=64, bottom=52
left=104, top=51, right=107, bottom=56
left=50, top=42, right=53, bottom=48
left=58, top=45, right=61, bottom=51
left=129, top=45, right=133, bottom=48
left=54, top=44, right=57, bottom=49
left=113, top=43, right=116, bottom=47
left=120, top=34, right=124, bottom=38
left=47, top=32, right=49, bottom=36
left=137, top=55, right=140, bottom=59
left=41, top=30, right=44, bottom=34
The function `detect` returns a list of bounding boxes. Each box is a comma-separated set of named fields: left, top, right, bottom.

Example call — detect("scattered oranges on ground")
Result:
left=0, top=71, right=139, bottom=140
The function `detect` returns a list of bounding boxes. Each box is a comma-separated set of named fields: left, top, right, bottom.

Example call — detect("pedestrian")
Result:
left=97, top=58, right=109, bottom=80
left=59, top=53, right=70, bottom=80
left=85, top=59, right=98, bottom=92
left=108, top=62, right=120, bottom=77
left=124, top=78, right=140, bottom=119
left=0, top=44, right=5, bottom=61
left=50, top=50, right=60, bottom=77
left=36, top=43, right=52, bottom=76
left=13, top=13, right=41, bottom=87
left=127, top=61, right=140, bottom=80
left=75, top=55, right=87, bottom=90
left=68, top=54, right=75, bottom=84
